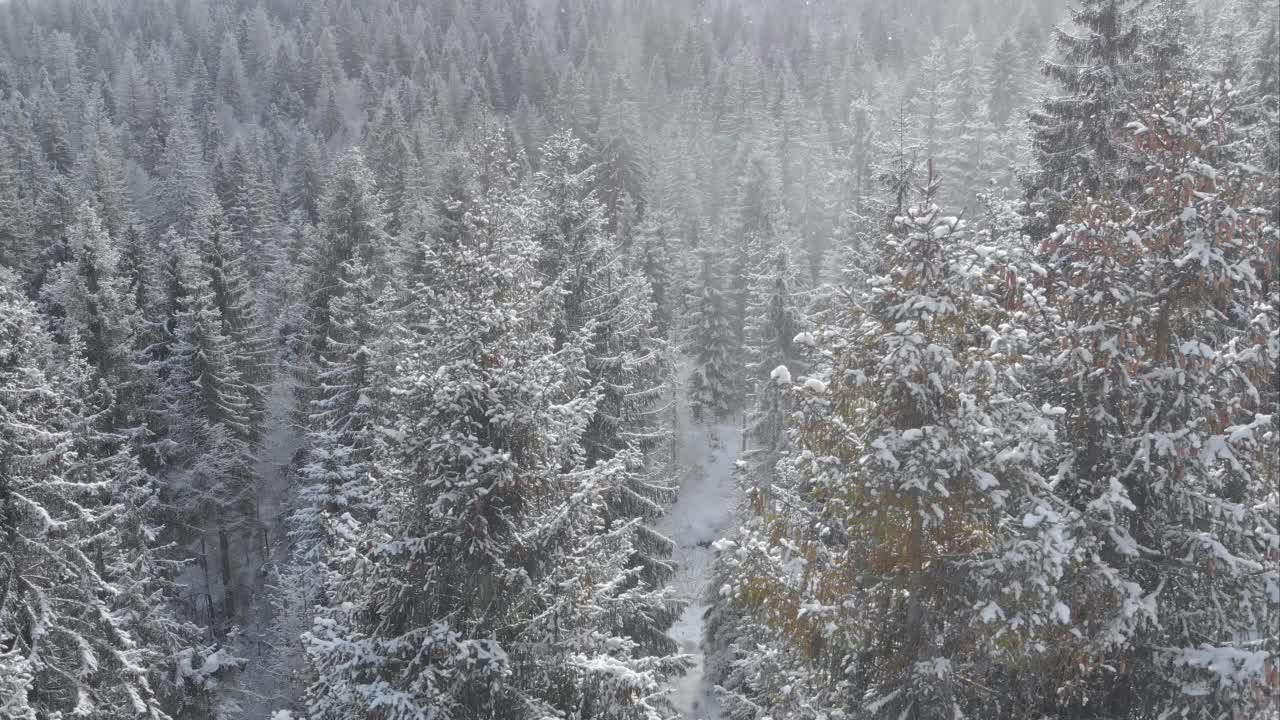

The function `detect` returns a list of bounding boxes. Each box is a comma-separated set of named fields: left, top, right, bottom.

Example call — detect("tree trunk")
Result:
left=219, top=524, right=236, bottom=620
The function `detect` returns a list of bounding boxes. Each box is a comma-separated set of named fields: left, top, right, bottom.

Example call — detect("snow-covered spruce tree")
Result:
left=711, top=168, right=1071, bottom=719
left=987, top=36, right=1022, bottom=131
left=220, top=137, right=284, bottom=286
left=40, top=203, right=144, bottom=432
left=525, top=132, right=679, bottom=599
left=1028, top=0, right=1144, bottom=208
left=909, top=38, right=952, bottom=168
left=1034, top=81, right=1279, bottom=718
left=594, top=76, right=648, bottom=225
left=363, top=90, right=418, bottom=236
left=0, top=92, right=44, bottom=282
left=73, top=121, right=138, bottom=243
left=629, top=210, right=676, bottom=340
left=0, top=270, right=215, bottom=719
left=197, top=215, right=273, bottom=447
left=147, top=105, right=221, bottom=243
left=1138, top=0, right=1194, bottom=92
left=36, top=207, right=221, bottom=710
left=830, top=88, right=880, bottom=236
left=25, top=172, right=79, bottom=303
left=724, top=149, right=785, bottom=356
left=29, top=69, right=72, bottom=174
left=742, top=246, right=806, bottom=473
left=59, top=339, right=231, bottom=719
left=687, top=247, right=738, bottom=425
left=303, top=189, right=686, bottom=720
left=274, top=254, right=391, bottom=707
left=941, top=30, right=996, bottom=211
left=814, top=126, right=921, bottom=327
left=527, top=131, right=672, bottom=462
left=286, top=131, right=327, bottom=228
left=142, top=231, right=259, bottom=627
left=297, top=147, right=390, bottom=372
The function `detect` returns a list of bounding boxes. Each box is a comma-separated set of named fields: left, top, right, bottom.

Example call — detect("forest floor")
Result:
left=234, top=377, right=304, bottom=717
left=660, top=366, right=741, bottom=718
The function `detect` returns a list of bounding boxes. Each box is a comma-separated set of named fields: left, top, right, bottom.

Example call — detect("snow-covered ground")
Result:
left=232, top=377, right=304, bottom=716
left=660, top=364, right=741, bottom=719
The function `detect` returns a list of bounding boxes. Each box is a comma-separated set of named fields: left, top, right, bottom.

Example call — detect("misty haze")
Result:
left=0, top=0, right=1277, bottom=718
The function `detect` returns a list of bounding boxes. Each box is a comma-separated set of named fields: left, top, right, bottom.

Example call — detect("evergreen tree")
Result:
left=942, top=30, right=993, bottom=209
left=742, top=246, right=805, bottom=467
left=287, top=131, right=326, bottom=227
left=987, top=36, right=1021, bottom=129
left=525, top=130, right=680, bottom=634
left=142, top=231, right=258, bottom=626
left=0, top=93, right=43, bottom=281
left=1139, top=0, right=1193, bottom=90
left=215, top=30, right=253, bottom=121
left=304, top=193, right=685, bottom=719
left=594, top=75, right=647, bottom=224
left=275, top=254, right=390, bottom=708
left=0, top=270, right=217, bottom=719
left=527, top=131, right=670, bottom=460
left=687, top=249, right=737, bottom=424
left=74, top=122, right=137, bottom=242
left=721, top=148, right=785, bottom=403
left=364, top=90, right=417, bottom=235
left=1035, top=81, right=1279, bottom=717
left=910, top=38, right=952, bottom=165
left=198, top=216, right=273, bottom=446
left=1028, top=0, right=1144, bottom=203
left=148, top=106, right=220, bottom=242
left=222, top=137, right=284, bottom=285
left=630, top=210, right=675, bottom=339
left=712, top=168, right=1068, bottom=719
left=31, top=69, right=72, bottom=174
left=61, top=339, right=226, bottom=719
left=40, top=203, right=143, bottom=431
left=298, top=148, right=390, bottom=370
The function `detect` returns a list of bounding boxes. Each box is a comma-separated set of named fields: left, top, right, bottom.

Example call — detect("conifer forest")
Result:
left=0, top=0, right=1278, bottom=718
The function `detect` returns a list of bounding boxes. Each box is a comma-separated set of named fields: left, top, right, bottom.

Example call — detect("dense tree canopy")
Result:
left=0, top=0, right=1275, bottom=718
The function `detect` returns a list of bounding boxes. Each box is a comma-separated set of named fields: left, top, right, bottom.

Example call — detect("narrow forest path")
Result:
left=235, top=377, right=304, bottom=715
left=660, top=366, right=740, bottom=719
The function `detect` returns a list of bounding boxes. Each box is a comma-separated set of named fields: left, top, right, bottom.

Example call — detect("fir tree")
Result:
left=687, top=249, right=737, bottom=424
left=275, top=254, right=390, bottom=708
left=987, top=36, right=1021, bottom=129
left=1036, top=82, right=1279, bottom=717
left=0, top=270, right=216, bottom=719
left=148, top=106, right=220, bottom=242
left=304, top=192, right=685, bottom=719
left=712, top=168, right=1068, bottom=719
left=142, top=231, right=259, bottom=626
left=1028, top=0, right=1144, bottom=203
left=299, top=148, right=390, bottom=370
left=528, top=131, right=671, bottom=460
left=742, top=246, right=805, bottom=467
left=40, top=203, right=143, bottom=431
